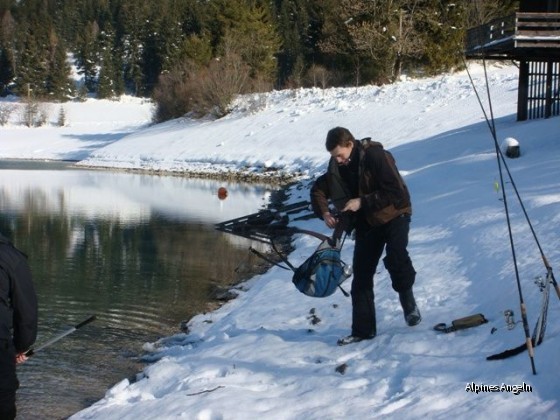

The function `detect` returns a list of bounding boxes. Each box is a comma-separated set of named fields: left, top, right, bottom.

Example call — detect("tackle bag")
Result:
left=433, top=313, right=488, bottom=334
left=292, top=239, right=351, bottom=298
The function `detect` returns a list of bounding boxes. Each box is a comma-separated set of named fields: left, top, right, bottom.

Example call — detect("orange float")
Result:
left=217, top=187, right=228, bottom=200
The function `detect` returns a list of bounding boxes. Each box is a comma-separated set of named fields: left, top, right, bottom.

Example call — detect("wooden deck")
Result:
left=465, top=12, right=560, bottom=59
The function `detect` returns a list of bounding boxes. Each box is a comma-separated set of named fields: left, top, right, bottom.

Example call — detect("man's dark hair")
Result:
left=325, top=127, right=355, bottom=151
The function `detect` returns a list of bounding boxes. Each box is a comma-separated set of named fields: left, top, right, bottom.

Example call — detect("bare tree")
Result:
left=391, top=5, right=424, bottom=79
left=341, top=0, right=423, bottom=81
left=465, top=0, right=519, bottom=27
left=197, top=51, right=251, bottom=117
left=305, top=64, right=331, bottom=88
left=0, top=104, right=15, bottom=126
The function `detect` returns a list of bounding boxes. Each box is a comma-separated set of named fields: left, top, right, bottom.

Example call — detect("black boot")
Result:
left=337, top=334, right=375, bottom=346
left=399, top=289, right=421, bottom=326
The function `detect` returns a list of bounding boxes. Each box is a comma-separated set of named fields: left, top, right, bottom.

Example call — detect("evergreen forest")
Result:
left=0, top=0, right=519, bottom=122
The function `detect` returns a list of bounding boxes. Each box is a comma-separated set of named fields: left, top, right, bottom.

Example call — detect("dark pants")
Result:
left=0, top=340, right=18, bottom=420
left=0, top=391, right=16, bottom=420
left=351, top=214, right=416, bottom=337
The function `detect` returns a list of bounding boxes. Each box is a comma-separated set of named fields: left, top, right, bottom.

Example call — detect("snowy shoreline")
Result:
left=1, top=154, right=300, bottom=185
left=73, top=163, right=301, bottom=185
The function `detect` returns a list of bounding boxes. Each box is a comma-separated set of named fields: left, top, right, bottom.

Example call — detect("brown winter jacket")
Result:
left=311, top=139, right=412, bottom=227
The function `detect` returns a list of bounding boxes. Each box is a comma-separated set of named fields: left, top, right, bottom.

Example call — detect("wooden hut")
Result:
left=465, top=0, right=560, bottom=120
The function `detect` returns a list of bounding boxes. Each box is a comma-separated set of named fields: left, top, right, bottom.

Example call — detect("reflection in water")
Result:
left=0, top=161, right=282, bottom=419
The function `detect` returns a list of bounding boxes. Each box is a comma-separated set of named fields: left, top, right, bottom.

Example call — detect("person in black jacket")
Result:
left=0, top=233, right=38, bottom=420
left=311, top=127, right=420, bottom=345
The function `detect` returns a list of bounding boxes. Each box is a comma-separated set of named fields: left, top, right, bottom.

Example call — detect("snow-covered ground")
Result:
left=1, top=63, right=559, bottom=419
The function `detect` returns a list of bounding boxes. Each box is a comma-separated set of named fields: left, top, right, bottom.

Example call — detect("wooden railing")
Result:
left=516, top=12, right=560, bottom=47
left=466, top=12, right=560, bottom=56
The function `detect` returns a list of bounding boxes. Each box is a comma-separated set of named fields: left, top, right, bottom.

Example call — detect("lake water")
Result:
left=0, top=160, right=283, bottom=419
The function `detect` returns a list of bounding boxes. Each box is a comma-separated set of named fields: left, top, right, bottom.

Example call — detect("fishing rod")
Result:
left=462, top=56, right=539, bottom=374
left=25, top=315, right=97, bottom=357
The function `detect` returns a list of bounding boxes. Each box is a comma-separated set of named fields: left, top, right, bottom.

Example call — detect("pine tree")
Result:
left=212, top=0, right=281, bottom=86
left=317, top=0, right=367, bottom=85
left=45, top=28, right=75, bottom=100
left=97, top=49, right=115, bottom=99
left=97, top=22, right=120, bottom=99
left=416, top=0, right=467, bottom=74
left=274, top=0, right=306, bottom=86
left=15, top=26, right=48, bottom=98
left=117, top=0, right=149, bottom=96
left=0, top=8, right=17, bottom=94
left=13, top=0, right=74, bottom=98
left=0, top=48, right=13, bottom=94
left=175, top=32, right=213, bottom=68
left=75, top=20, right=100, bottom=93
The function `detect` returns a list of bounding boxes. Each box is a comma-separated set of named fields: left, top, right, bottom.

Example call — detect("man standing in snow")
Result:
left=0, top=233, right=38, bottom=420
left=311, top=127, right=420, bottom=345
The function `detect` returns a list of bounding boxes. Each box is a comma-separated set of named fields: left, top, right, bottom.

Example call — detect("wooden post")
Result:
left=517, top=60, right=529, bottom=121
left=545, top=60, right=553, bottom=118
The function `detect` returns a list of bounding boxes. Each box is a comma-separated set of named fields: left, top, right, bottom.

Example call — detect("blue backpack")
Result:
left=250, top=235, right=351, bottom=298
left=291, top=240, right=351, bottom=298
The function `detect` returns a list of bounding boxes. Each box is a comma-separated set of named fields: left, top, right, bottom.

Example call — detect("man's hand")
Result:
left=342, top=198, right=361, bottom=213
left=322, top=212, right=338, bottom=229
left=15, top=352, right=29, bottom=364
